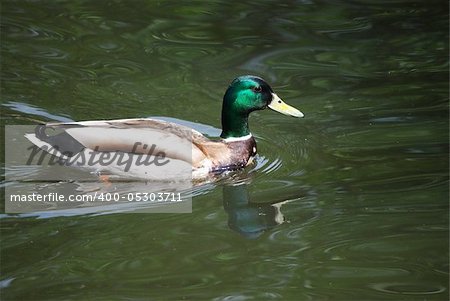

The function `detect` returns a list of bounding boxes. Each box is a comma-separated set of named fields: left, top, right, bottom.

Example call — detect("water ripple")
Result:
left=370, top=282, right=446, bottom=295
left=79, top=35, right=129, bottom=53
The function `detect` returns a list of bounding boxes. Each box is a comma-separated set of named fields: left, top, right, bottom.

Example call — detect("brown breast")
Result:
left=208, top=136, right=257, bottom=172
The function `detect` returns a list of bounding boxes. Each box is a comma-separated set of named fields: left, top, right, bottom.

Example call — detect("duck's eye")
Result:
left=252, top=86, right=262, bottom=93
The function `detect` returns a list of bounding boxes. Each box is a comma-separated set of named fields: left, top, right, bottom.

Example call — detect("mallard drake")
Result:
left=25, top=75, right=303, bottom=179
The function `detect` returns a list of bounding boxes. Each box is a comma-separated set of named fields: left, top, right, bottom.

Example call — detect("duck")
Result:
left=25, top=75, right=304, bottom=180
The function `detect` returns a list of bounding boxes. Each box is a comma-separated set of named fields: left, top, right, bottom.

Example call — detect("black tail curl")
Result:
left=34, top=125, right=85, bottom=157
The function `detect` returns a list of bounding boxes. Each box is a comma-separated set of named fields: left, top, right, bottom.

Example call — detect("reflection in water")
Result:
left=3, top=101, right=74, bottom=123
left=222, top=183, right=294, bottom=239
left=7, top=178, right=296, bottom=240
left=6, top=167, right=295, bottom=238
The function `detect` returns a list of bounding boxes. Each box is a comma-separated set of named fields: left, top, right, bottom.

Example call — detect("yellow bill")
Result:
left=268, top=93, right=304, bottom=118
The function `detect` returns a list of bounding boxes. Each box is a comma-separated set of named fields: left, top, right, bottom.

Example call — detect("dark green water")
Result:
left=1, top=0, right=448, bottom=300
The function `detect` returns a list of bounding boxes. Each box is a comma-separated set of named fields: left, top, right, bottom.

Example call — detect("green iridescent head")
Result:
left=220, top=75, right=304, bottom=139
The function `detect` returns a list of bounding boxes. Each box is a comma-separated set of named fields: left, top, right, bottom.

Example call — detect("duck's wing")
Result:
left=25, top=118, right=210, bottom=165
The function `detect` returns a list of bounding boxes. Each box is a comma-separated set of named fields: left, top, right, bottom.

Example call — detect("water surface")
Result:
left=1, top=0, right=448, bottom=300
